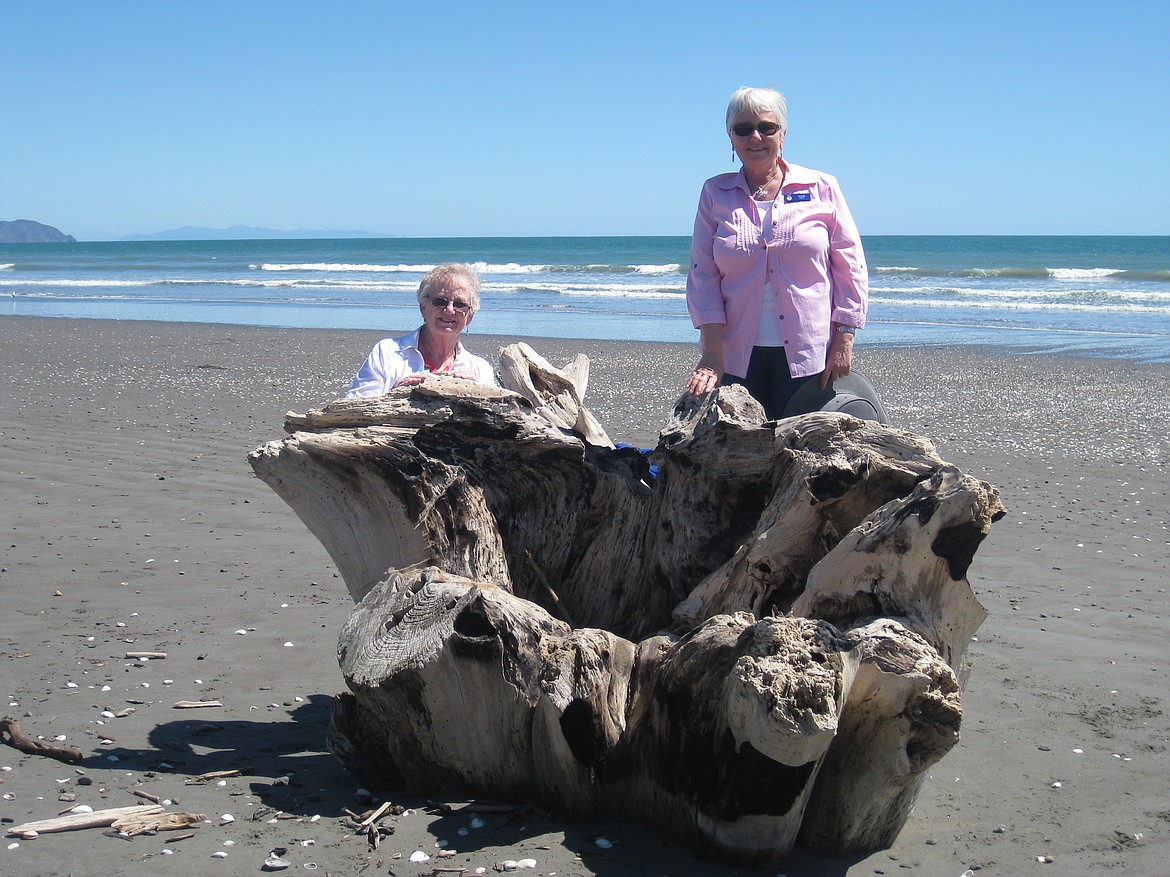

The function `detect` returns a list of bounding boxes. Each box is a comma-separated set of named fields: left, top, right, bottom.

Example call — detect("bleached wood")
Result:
left=329, top=571, right=859, bottom=864
left=671, top=409, right=948, bottom=628
left=111, top=810, right=206, bottom=835
left=7, top=804, right=165, bottom=836
left=497, top=342, right=612, bottom=447
left=250, top=348, right=1003, bottom=864
left=792, top=466, right=1003, bottom=668
left=799, top=618, right=962, bottom=852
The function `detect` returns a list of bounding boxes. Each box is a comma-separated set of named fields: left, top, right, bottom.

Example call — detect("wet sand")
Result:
left=1, top=315, right=1168, bottom=876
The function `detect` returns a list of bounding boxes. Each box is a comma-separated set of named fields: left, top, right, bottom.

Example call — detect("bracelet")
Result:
left=836, top=325, right=857, bottom=335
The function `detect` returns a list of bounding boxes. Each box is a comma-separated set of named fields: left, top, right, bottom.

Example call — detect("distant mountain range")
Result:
left=0, top=220, right=76, bottom=243
left=121, top=225, right=385, bottom=241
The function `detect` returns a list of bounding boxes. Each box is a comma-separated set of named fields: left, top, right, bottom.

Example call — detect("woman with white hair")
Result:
left=684, top=86, right=868, bottom=419
left=345, top=262, right=498, bottom=396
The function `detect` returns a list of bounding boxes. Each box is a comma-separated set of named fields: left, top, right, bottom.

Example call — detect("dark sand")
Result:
left=1, top=316, right=1167, bottom=876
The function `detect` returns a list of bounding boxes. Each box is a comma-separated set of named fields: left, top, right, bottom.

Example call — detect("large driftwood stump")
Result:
left=249, top=345, right=1004, bottom=865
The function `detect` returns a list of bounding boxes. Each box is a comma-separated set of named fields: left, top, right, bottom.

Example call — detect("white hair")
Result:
left=725, top=86, right=788, bottom=137
left=417, top=263, right=482, bottom=314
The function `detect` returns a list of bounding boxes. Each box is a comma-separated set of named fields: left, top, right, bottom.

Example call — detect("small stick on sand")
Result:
left=172, top=700, right=224, bottom=709
left=184, top=768, right=243, bottom=784
left=124, top=651, right=167, bottom=659
left=359, top=801, right=393, bottom=827
left=0, top=717, right=84, bottom=764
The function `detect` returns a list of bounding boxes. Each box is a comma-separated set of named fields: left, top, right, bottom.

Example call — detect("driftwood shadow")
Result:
left=137, top=695, right=353, bottom=814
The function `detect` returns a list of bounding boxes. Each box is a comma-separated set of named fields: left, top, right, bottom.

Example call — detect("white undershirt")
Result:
left=753, top=198, right=783, bottom=347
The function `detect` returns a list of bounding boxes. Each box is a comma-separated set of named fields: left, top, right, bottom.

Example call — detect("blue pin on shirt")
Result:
left=784, top=191, right=812, bottom=203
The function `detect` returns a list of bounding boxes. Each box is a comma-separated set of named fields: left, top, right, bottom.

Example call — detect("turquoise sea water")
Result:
left=2, top=235, right=1168, bottom=362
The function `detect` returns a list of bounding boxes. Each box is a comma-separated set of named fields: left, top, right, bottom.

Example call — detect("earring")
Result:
left=732, top=146, right=737, bottom=162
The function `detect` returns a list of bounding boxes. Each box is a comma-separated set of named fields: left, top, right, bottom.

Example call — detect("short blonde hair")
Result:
left=417, top=263, right=482, bottom=315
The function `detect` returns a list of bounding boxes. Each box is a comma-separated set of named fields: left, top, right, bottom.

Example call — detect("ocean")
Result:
left=2, top=235, right=1168, bottom=362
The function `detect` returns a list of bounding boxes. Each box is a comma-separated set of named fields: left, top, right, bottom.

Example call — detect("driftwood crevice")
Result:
left=249, top=346, right=1004, bottom=865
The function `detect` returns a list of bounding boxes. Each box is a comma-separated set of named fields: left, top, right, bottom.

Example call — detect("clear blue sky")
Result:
left=3, top=0, right=1168, bottom=240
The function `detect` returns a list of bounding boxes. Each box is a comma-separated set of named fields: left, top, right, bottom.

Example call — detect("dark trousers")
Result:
left=723, top=345, right=813, bottom=420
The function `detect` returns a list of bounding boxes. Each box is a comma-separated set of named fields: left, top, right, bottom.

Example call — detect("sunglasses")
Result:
left=731, top=121, right=781, bottom=138
left=427, top=295, right=472, bottom=314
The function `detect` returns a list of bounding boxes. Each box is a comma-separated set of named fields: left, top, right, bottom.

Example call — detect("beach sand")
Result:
left=2, top=315, right=1167, bottom=876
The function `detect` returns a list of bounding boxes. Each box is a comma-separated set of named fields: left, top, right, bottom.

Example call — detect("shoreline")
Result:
left=2, top=316, right=1168, bottom=875
left=5, top=313, right=1169, bottom=368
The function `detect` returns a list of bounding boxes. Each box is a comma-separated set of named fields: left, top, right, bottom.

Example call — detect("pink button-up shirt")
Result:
left=685, top=161, right=868, bottom=379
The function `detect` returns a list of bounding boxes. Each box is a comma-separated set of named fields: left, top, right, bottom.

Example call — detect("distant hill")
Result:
left=0, top=220, right=76, bottom=243
left=122, top=225, right=385, bottom=241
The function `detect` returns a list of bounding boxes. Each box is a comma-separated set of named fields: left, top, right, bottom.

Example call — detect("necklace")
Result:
left=751, top=166, right=785, bottom=200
